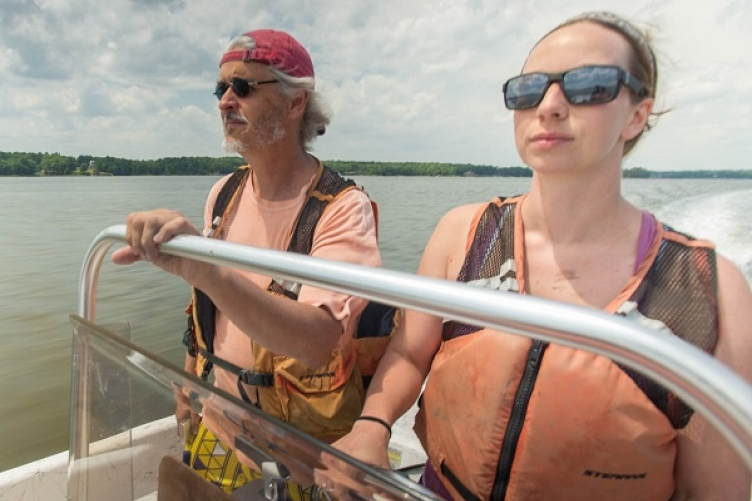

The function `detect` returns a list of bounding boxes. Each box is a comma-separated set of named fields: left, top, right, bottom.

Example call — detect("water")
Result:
left=1, top=175, right=751, bottom=472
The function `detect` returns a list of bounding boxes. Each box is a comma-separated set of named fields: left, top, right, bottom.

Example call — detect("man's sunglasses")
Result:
left=502, top=65, right=648, bottom=110
left=214, top=78, right=278, bottom=100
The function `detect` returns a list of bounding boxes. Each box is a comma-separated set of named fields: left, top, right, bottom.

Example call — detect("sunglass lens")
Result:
left=504, top=73, right=549, bottom=110
left=214, top=83, right=229, bottom=100
left=231, top=78, right=251, bottom=98
left=563, top=66, right=620, bottom=105
left=214, top=79, right=253, bottom=100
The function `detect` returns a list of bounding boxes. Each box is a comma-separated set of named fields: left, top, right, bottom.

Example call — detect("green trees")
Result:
left=0, top=151, right=749, bottom=178
left=0, top=152, right=245, bottom=177
left=0, top=152, right=528, bottom=177
left=38, top=153, right=77, bottom=175
left=623, top=167, right=651, bottom=178
left=325, top=160, right=531, bottom=177
left=0, top=153, right=37, bottom=176
left=622, top=167, right=752, bottom=179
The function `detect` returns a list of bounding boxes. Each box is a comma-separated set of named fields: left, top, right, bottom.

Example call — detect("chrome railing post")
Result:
left=68, top=227, right=120, bottom=501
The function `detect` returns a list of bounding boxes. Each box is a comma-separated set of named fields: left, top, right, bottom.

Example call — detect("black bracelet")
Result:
left=355, top=415, right=392, bottom=438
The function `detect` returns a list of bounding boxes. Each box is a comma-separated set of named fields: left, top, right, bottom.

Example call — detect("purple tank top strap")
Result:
left=421, top=459, right=453, bottom=500
left=635, top=211, right=657, bottom=272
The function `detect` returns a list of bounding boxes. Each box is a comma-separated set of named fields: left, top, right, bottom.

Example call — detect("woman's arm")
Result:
left=673, top=255, right=752, bottom=500
left=331, top=203, right=484, bottom=466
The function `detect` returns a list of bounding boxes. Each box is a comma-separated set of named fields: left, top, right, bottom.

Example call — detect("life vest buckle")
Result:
left=239, top=370, right=274, bottom=387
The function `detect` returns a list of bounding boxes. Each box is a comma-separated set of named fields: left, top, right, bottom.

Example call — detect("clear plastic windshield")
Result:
left=68, top=315, right=439, bottom=501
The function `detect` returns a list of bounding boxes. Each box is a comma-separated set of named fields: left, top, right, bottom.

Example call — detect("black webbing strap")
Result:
left=191, top=164, right=359, bottom=386
left=197, top=346, right=274, bottom=403
left=264, top=166, right=356, bottom=300
left=440, top=462, right=483, bottom=501
left=212, top=168, right=249, bottom=223
left=197, top=346, right=273, bottom=386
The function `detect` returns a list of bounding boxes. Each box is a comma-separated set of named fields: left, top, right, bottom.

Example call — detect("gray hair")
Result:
left=225, top=35, right=332, bottom=151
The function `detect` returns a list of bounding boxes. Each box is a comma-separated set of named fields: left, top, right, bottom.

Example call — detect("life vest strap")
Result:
left=238, top=371, right=274, bottom=387
left=440, top=461, right=482, bottom=501
left=198, top=346, right=274, bottom=387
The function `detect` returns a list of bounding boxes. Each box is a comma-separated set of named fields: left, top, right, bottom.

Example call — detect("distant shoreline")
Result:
left=1, top=151, right=751, bottom=179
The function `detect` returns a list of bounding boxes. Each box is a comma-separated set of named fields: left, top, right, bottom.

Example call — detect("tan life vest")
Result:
left=185, top=161, right=396, bottom=441
left=414, top=196, right=718, bottom=501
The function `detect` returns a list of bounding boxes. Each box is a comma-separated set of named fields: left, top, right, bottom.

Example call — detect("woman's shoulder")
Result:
left=419, top=202, right=495, bottom=279
left=437, top=196, right=520, bottom=234
left=438, top=202, right=492, bottom=228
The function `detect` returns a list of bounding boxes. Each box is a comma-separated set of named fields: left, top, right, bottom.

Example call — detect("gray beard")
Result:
left=221, top=107, right=287, bottom=154
left=222, top=137, right=246, bottom=154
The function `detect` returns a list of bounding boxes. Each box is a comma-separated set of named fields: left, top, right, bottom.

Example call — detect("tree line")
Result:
left=325, top=160, right=531, bottom=177
left=1, top=151, right=751, bottom=178
left=621, top=166, right=752, bottom=179
left=0, top=151, right=246, bottom=177
left=0, top=151, right=529, bottom=177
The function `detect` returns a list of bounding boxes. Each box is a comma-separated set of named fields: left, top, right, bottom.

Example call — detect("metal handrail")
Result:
left=77, top=224, right=752, bottom=471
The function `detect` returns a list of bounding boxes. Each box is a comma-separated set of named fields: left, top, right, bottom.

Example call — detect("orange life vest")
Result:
left=184, top=162, right=396, bottom=441
left=415, top=196, right=718, bottom=501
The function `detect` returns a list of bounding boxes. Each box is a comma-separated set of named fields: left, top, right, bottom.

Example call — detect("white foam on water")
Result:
left=654, top=189, right=752, bottom=283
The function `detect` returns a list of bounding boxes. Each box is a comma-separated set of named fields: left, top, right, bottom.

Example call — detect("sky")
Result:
left=1, top=0, right=751, bottom=171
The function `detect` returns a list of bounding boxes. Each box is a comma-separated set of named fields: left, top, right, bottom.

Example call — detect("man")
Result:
left=112, top=29, right=381, bottom=496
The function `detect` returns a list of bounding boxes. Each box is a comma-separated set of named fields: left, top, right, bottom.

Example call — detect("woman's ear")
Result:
left=622, top=97, right=654, bottom=142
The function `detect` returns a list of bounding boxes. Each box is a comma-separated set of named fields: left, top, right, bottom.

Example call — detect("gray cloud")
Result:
left=0, top=0, right=751, bottom=169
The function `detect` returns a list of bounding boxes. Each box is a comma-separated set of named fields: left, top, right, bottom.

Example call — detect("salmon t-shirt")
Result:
left=202, top=169, right=382, bottom=401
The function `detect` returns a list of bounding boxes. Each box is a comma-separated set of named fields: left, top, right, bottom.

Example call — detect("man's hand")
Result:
left=172, top=382, right=201, bottom=442
left=176, top=398, right=201, bottom=439
left=111, top=209, right=203, bottom=280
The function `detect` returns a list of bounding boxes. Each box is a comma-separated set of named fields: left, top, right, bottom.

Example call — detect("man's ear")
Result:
left=288, top=90, right=309, bottom=120
left=622, top=97, right=654, bottom=142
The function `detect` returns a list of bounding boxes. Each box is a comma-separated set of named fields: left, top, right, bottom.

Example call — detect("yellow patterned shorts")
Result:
left=187, top=421, right=315, bottom=499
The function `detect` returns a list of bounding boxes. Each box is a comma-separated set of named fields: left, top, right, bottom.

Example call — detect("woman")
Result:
left=333, top=11, right=752, bottom=501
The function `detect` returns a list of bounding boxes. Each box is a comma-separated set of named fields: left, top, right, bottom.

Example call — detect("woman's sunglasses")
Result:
left=502, top=65, right=648, bottom=110
left=214, top=78, right=279, bottom=100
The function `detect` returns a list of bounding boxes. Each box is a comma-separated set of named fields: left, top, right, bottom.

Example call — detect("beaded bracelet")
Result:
left=355, top=415, right=392, bottom=438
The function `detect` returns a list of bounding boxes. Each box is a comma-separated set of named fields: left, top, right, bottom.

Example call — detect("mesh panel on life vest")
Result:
left=619, top=231, right=718, bottom=429
left=631, top=235, right=718, bottom=352
left=212, top=168, right=249, bottom=224
left=266, top=167, right=355, bottom=300
left=460, top=199, right=516, bottom=283
left=294, top=169, right=356, bottom=256
left=443, top=202, right=719, bottom=431
left=444, top=200, right=515, bottom=341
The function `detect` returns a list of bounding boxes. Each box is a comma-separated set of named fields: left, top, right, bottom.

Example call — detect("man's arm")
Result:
left=673, top=255, right=752, bottom=500
left=196, top=266, right=344, bottom=367
left=112, top=190, right=380, bottom=368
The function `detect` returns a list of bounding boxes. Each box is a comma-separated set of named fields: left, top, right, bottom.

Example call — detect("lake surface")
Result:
left=1, top=175, right=751, bottom=472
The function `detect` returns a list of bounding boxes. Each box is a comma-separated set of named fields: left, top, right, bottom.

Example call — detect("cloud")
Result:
left=1, top=0, right=751, bottom=169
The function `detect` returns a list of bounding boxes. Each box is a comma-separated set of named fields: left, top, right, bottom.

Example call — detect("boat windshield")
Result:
left=68, top=315, right=438, bottom=501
